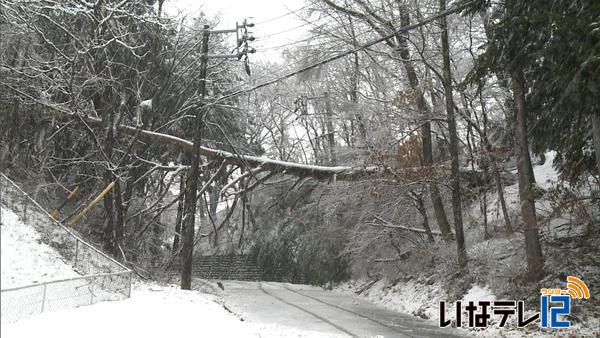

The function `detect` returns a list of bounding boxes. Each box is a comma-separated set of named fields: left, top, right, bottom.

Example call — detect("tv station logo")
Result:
left=439, top=276, right=590, bottom=329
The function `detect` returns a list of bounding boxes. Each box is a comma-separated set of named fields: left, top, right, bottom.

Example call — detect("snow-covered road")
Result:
left=222, top=281, right=463, bottom=337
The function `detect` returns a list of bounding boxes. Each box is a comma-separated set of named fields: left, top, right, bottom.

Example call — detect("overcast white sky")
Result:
left=165, top=0, right=312, bottom=62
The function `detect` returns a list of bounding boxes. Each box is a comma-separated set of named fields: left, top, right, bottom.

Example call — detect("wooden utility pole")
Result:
left=181, top=25, right=210, bottom=290
left=180, top=20, right=255, bottom=290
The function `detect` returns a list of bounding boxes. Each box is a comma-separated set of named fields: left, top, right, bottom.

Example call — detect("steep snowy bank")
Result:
left=337, top=152, right=599, bottom=337
left=1, top=206, right=79, bottom=289
left=2, top=281, right=339, bottom=338
left=1, top=207, right=338, bottom=337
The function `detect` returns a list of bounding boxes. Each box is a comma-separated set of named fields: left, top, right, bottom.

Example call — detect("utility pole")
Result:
left=180, top=21, right=255, bottom=290
left=207, top=19, right=256, bottom=75
left=181, top=25, right=210, bottom=290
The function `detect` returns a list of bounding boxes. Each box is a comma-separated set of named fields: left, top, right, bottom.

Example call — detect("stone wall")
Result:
left=171, top=255, right=288, bottom=281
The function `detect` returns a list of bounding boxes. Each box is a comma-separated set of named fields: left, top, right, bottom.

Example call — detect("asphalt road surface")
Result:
left=220, top=281, right=463, bottom=337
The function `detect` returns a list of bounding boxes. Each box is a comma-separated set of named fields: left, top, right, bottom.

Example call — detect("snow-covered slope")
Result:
left=337, top=152, right=599, bottom=337
left=1, top=205, right=337, bottom=337
left=1, top=206, right=79, bottom=289
left=2, top=281, right=337, bottom=338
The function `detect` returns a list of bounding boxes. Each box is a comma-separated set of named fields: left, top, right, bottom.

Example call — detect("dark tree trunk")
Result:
left=481, top=182, right=489, bottom=238
left=113, top=180, right=124, bottom=248
left=239, top=190, right=247, bottom=249
left=409, top=190, right=434, bottom=243
left=488, top=145, right=513, bottom=233
left=528, top=150, right=537, bottom=185
left=102, top=173, right=116, bottom=253
left=205, top=179, right=220, bottom=249
left=512, top=69, right=544, bottom=282
left=477, top=89, right=512, bottom=233
left=98, top=89, right=119, bottom=255
left=348, top=16, right=367, bottom=144
left=172, top=174, right=185, bottom=254
left=423, top=122, right=453, bottom=241
left=324, top=91, right=336, bottom=165
left=439, top=0, right=467, bottom=269
left=394, top=5, right=453, bottom=241
left=592, top=114, right=600, bottom=174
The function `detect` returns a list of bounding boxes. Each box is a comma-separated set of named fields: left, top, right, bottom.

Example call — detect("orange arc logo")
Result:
left=566, top=276, right=590, bottom=299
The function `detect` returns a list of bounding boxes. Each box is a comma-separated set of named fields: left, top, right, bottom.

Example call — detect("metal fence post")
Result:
left=22, top=194, right=27, bottom=223
left=128, top=272, right=132, bottom=298
left=90, top=282, right=94, bottom=305
left=75, top=240, right=79, bottom=269
left=0, top=177, right=3, bottom=224
left=41, top=284, right=47, bottom=313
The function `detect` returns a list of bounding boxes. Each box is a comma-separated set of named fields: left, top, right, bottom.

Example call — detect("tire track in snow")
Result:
left=282, top=283, right=413, bottom=336
left=257, top=282, right=357, bottom=337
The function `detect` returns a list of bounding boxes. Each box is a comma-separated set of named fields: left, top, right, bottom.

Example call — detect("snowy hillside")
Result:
left=0, top=206, right=339, bottom=337
left=2, top=282, right=339, bottom=338
left=336, top=153, right=600, bottom=337
left=1, top=206, right=79, bottom=289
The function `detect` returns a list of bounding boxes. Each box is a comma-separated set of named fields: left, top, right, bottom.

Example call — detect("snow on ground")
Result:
left=0, top=206, right=337, bottom=337
left=336, top=278, right=443, bottom=323
left=1, top=206, right=79, bottom=289
left=335, top=279, right=495, bottom=329
left=530, top=151, right=559, bottom=190
left=474, top=152, right=558, bottom=228
left=465, top=151, right=589, bottom=243
left=1, top=281, right=337, bottom=338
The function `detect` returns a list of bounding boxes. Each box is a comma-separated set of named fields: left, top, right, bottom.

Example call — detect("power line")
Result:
left=256, top=19, right=323, bottom=39
left=254, top=18, right=374, bottom=52
left=254, top=2, right=392, bottom=53
left=211, top=0, right=475, bottom=105
left=254, top=36, right=316, bottom=51
left=255, top=35, right=344, bottom=53
left=254, top=2, right=314, bottom=25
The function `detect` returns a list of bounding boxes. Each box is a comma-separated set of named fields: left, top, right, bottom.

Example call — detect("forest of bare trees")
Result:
left=1, top=0, right=598, bottom=316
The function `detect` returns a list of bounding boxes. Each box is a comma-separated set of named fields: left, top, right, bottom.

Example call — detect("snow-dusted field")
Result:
left=1, top=206, right=79, bottom=289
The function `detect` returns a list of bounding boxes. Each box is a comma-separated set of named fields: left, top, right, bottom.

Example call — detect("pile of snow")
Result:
left=467, top=151, right=588, bottom=240
left=475, top=152, right=559, bottom=223
left=1, top=206, right=79, bottom=289
left=2, top=282, right=338, bottom=338
left=532, top=151, right=559, bottom=190
left=461, top=284, right=496, bottom=303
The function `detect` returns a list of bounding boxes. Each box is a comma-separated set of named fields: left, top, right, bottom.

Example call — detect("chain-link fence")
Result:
left=0, top=173, right=132, bottom=323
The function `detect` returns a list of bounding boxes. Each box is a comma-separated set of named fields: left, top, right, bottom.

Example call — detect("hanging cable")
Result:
left=210, top=0, right=475, bottom=105
left=254, top=2, right=315, bottom=25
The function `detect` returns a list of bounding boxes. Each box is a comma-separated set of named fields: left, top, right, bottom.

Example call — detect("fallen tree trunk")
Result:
left=59, top=109, right=452, bottom=181
left=369, top=213, right=443, bottom=236
left=10, top=86, right=468, bottom=182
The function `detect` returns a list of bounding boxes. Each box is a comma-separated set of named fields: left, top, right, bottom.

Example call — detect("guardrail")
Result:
left=0, top=173, right=132, bottom=323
